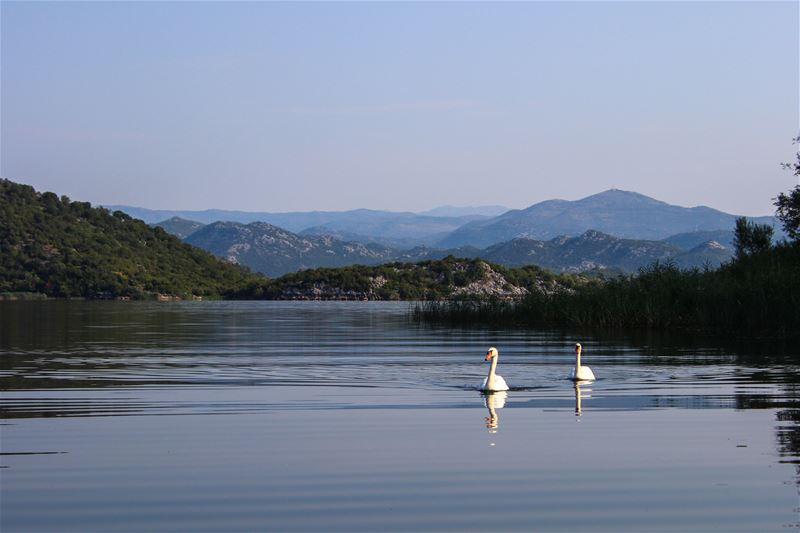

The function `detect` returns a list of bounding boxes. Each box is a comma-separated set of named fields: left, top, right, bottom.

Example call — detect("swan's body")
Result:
left=480, top=374, right=509, bottom=391
left=569, top=366, right=595, bottom=381
left=480, top=347, right=509, bottom=391
left=569, top=343, right=595, bottom=381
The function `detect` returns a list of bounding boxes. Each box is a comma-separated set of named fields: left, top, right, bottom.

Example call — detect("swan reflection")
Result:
left=574, top=380, right=592, bottom=417
left=482, top=390, right=508, bottom=432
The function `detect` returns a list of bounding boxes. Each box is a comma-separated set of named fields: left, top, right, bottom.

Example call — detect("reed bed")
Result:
left=414, top=242, right=800, bottom=339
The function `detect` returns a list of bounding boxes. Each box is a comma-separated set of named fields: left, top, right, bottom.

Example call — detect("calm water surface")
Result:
left=1, top=301, right=799, bottom=532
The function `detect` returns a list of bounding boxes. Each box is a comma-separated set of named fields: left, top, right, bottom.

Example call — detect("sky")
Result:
left=1, top=1, right=798, bottom=216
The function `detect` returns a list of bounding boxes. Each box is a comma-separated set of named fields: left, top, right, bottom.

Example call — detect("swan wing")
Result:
left=493, top=375, right=510, bottom=391
left=480, top=375, right=509, bottom=391
left=570, top=366, right=595, bottom=381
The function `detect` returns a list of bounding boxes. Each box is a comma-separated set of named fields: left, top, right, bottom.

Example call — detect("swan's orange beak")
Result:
left=485, top=352, right=492, bottom=361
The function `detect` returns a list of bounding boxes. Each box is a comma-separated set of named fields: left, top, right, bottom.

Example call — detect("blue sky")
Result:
left=1, top=1, right=797, bottom=215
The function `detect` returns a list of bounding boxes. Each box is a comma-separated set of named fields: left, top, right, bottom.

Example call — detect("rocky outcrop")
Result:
left=450, top=263, right=528, bottom=299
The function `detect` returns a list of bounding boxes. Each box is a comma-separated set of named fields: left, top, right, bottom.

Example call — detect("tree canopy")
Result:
left=0, top=179, right=262, bottom=299
left=776, top=136, right=800, bottom=242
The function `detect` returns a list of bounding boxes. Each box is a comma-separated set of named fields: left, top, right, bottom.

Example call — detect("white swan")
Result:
left=480, top=347, right=509, bottom=392
left=568, top=342, right=595, bottom=381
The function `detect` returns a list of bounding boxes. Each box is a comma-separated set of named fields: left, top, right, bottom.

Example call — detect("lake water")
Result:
left=1, top=301, right=799, bottom=532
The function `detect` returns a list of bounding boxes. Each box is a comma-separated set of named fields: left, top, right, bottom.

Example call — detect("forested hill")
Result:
left=230, top=256, right=587, bottom=301
left=0, top=179, right=261, bottom=299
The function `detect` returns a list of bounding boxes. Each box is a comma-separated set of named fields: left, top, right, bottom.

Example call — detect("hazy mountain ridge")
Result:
left=124, top=188, right=787, bottom=276
left=115, top=190, right=779, bottom=252
left=437, top=189, right=779, bottom=248
left=663, top=229, right=734, bottom=250
left=417, top=205, right=510, bottom=218
left=479, top=230, right=732, bottom=273
left=152, top=217, right=206, bottom=239
left=183, top=218, right=735, bottom=276
left=185, top=221, right=396, bottom=277
left=297, top=211, right=485, bottom=247
left=112, top=205, right=492, bottom=247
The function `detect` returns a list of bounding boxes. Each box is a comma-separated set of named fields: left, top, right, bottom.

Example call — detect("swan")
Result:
left=569, top=342, right=595, bottom=381
left=480, top=347, right=509, bottom=392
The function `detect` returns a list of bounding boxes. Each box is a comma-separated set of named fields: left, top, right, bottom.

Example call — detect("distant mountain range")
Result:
left=437, top=189, right=779, bottom=248
left=110, top=204, right=503, bottom=247
left=292, top=211, right=487, bottom=248
left=417, top=205, right=509, bottom=218
left=172, top=218, right=737, bottom=277
left=116, top=189, right=780, bottom=251
left=139, top=189, right=788, bottom=276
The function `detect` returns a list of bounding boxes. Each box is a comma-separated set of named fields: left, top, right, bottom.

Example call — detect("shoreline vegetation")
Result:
left=412, top=241, right=800, bottom=339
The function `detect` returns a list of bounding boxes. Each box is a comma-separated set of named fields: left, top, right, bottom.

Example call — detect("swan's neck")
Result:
left=575, top=351, right=582, bottom=372
left=486, top=356, right=499, bottom=389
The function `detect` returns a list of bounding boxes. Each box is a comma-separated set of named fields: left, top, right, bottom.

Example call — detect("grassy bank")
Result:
left=414, top=242, right=800, bottom=339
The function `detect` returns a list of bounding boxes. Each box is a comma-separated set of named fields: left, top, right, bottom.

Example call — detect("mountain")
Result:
left=673, top=240, right=732, bottom=269
left=297, top=226, right=393, bottom=246
left=185, top=218, right=734, bottom=276
left=437, top=189, right=779, bottom=248
left=393, top=245, right=482, bottom=262
left=103, top=205, right=338, bottom=227
left=478, top=230, right=733, bottom=273
left=110, top=189, right=781, bottom=252
left=152, top=217, right=206, bottom=239
left=0, top=180, right=259, bottom=299
left=480, top=231, right=677, bottom=272
left=417, top=205, right=510, bottom=218
left=185, top=221, right=396, bottom=277
left=106, top=205, right=489, bottom=248
left=296, top=210, right=485, bottom=247
left=662, top=229, right=734, bottom=251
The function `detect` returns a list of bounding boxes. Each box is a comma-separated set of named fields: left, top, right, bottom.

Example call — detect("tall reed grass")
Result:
left=414, top=242, right=800, bottom=339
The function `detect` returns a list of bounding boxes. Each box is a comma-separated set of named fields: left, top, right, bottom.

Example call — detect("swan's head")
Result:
left=485, top=347, right=498, bottom=361
left=575, top=343, right=582, bottom=355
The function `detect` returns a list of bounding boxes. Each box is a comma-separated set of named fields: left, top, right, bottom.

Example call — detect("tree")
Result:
left=776, top=137, right=800, bottom=241
left=733, top=217, right=774, bottom=260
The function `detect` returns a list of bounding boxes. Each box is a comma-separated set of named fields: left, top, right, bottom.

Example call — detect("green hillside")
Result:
left=230, top=256, right=587, bottom=300
left=0, top=179, right=262, bottom=299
